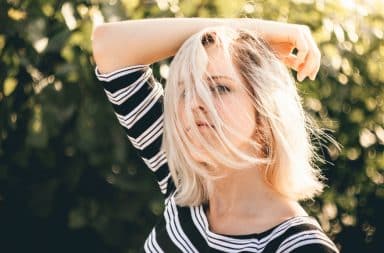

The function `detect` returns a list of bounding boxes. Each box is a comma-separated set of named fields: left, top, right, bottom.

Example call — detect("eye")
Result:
left=181, top=89, right=187, bottom=98
left=211, top=84, right=230, bottom=94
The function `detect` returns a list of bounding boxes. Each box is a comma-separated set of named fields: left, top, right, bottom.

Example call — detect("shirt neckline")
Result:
left=201, top=202, right=313, bottom=240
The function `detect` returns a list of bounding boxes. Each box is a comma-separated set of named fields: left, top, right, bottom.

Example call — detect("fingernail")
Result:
left=298, top=74, right=303, bottom=81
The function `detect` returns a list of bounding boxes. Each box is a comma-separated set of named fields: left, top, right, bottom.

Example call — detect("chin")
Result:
left=190, top=149, right=213, bottom=165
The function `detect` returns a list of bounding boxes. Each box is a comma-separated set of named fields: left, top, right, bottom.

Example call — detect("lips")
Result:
left=186, top=121, right=215, bottom=131
left=195, top=121, right=215, bottom=128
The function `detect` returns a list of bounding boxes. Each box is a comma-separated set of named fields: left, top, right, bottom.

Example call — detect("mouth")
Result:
left=197, top=123, right=210, bottom=127
left=186, top=122, right=215, bottom=131
left=196, top=120, right=215, bottom=127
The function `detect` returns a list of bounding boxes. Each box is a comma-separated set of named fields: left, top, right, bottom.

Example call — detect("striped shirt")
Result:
left=95, top=64, right=339, bottom=253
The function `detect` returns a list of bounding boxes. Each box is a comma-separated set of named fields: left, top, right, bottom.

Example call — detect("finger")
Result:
left=309, top=65, right=320, bottom=80
left=282, top=54, right=314, bottom=82
left=296, top=30, right=321, bottom=81
left=302, top=30, right=321, bottom=80
left=269, top=42, right=295, bottom=59
left=281, top=54, right=299, bottom=70
left=297, top=61, right=307, bottom=82
left=298, top=50, right=318, bottom=81
left=293, top=28, right=309, bottom=70
left=310, top=50, right=321, bottom=80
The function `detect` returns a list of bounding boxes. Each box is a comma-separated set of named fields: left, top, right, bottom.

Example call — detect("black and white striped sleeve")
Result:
left=95, top=65, right=174, bottom=197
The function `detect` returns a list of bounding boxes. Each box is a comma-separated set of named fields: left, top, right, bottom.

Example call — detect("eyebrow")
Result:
left=206, top=75, right=235, bottom=82
left=177, top=75, right=236, bottom=86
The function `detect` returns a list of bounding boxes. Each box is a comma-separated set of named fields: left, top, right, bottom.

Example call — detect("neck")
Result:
left=206, top=166, right=293, bottom=219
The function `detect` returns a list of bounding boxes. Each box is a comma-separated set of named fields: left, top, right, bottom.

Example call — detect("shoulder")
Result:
left=277, top=216, right=339, bottom=253
left=94, top=64, right=157, bottom=88
left=284, top=243, right=339, bottom=253
left=94, top=64, right=162, bottom=99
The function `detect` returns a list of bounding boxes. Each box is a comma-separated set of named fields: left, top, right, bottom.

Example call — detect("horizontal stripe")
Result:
left=277, top=230, right=339, bottom=253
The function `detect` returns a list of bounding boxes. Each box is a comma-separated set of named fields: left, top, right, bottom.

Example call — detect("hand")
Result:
left=259, top=23, right=321, bottom=82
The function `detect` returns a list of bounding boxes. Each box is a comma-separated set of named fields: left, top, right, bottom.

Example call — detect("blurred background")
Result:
left=0, top=0, right=383, bottom=252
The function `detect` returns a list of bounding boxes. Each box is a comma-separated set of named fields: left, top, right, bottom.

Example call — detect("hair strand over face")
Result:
left=162, top=26, right=339, bottom=207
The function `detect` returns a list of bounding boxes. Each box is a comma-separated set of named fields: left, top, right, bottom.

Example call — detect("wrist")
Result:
left=222, top=18, right=266, bottom=38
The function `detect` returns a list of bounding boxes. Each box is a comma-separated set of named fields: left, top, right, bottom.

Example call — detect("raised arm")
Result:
left=91, top=18, right=320, bottom=81
left=90, top=17, right=321, bottom=199
left=91, top=18, right=241, bottom=73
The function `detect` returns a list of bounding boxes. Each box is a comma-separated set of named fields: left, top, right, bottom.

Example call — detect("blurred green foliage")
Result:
left=0, top=0, right=383, bottom=252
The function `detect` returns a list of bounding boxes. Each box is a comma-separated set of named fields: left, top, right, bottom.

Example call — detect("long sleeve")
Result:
left=95, top=64, right=174, bottom=198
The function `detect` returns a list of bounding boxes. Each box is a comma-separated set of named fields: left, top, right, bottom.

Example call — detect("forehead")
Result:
left=206, top=46, right=235, bottom=73
left=205, top=45, right=243, bottom=84
left=178, top=45, right=245, bottom=87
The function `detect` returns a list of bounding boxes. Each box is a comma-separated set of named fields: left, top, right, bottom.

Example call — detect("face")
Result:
left=178, top=45, right=258, bottom=166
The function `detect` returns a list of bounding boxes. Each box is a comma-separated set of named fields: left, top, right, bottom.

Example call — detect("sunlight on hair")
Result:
left=162, top=25, right=339, bottom=206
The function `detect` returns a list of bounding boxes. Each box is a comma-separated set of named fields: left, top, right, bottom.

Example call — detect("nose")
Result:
left=191, top=96, right=207, bottom=114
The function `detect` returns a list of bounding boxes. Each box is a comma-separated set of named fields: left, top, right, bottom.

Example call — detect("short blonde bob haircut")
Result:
left=162, top=25, right=335, bottom=207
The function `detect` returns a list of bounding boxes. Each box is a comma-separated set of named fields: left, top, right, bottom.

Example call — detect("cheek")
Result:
left=219, top=99, right=256, bottom=137
left=219, top=99, right=254, bottom=124
left=178, top=104, right=187, bottom=127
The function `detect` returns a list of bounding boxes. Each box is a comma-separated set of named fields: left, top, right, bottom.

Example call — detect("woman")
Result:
left=92, top=18, right=339, bottom=252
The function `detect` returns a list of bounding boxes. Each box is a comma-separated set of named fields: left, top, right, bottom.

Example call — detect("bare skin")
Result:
left=206, top=167, right=308, bottom=235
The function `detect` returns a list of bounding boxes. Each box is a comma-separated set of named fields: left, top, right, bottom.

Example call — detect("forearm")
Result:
left=91, top=17, right=273, bottom=73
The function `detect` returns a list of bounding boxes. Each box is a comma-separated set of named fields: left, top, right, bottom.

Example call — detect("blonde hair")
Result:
left=162, top=25, right=336, bottom=206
